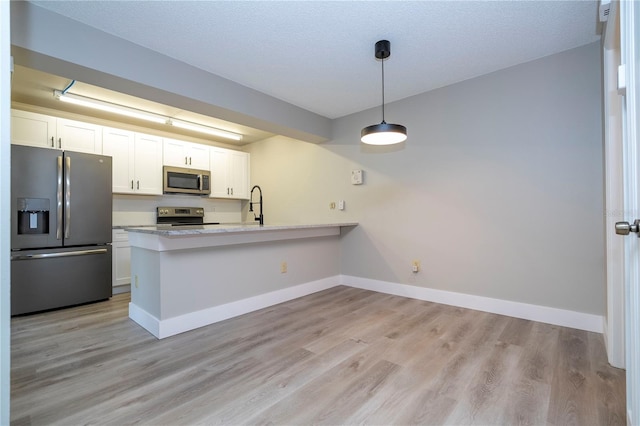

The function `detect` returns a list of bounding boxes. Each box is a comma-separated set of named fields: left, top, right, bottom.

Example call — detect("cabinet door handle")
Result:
left=227, top=188, right=230, bottom=195
left=185, top=156, right=188, bottom=165
left=51, top=136, right=55, bottom=147
left=137, top=181, right=140, bottom=190
left=189, top=157, right=192, bottom=165
left=231, top=188, right=233, bottom=196
left=131, top=180, right=134, bottom=190
left=58, top=138, right=62, bottom=149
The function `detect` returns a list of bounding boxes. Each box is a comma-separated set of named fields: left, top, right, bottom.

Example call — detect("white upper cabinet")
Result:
left=11, top=110, right=102, bottom=154
left=11, top=110, right=57, bottom=149
left=56, top=118, right=103, bottom=154
left=210, top=147, right=250, bottom=199
left=102, top=127, right=135, bottom=194
left=103, top=127, right=163, bottom=195
left=163, top=138, right=210, bottom=170
left=228, top=150, right=250, bottom=199
left=134, top=133, right=164, bottom=195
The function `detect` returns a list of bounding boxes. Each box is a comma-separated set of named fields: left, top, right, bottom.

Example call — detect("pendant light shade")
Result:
left=361, top=40, right=407, bottom=145
left=361, top=122, right=407, bottom=145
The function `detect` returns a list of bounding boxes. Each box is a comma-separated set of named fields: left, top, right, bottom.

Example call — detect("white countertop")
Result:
left=125, top=222, right=358, bottom=237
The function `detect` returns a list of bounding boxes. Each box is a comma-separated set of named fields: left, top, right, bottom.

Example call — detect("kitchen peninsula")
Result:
left=126, top=223, right=357, bottom=338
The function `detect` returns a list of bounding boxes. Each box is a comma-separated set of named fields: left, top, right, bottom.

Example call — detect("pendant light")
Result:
left=361, top=40, right=407, bottom=145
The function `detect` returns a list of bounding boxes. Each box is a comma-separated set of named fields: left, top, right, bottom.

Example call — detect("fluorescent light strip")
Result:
left=55, top=91, right=167, bottom=124
left=54, top=90, right=243, bottom=141
left=170, top=120, right=242, bottom=141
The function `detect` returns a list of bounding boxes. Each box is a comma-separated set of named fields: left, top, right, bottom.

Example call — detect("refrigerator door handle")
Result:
left=11, top=248, right=108, bottom=261
left=56, top=156, right=63, bottom=240
left=65, top=156, right=71, bottom=239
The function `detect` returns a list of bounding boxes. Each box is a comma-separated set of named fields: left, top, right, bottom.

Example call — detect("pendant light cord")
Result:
left=381, top=57, right=386, bottom=123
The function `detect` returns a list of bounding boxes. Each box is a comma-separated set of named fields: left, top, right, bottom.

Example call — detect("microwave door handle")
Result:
left=198, top=175, right=202, bottom=191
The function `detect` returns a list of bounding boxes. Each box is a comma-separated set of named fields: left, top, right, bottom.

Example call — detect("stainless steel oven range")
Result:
left=156, top=207, right=220, bottom=226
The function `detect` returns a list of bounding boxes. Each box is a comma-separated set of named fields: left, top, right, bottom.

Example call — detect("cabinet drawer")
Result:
left=112, top=229, right=129, bottom=242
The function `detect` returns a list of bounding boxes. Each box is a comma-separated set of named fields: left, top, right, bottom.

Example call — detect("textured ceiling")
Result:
left=30, top=1, right=601, bottom=119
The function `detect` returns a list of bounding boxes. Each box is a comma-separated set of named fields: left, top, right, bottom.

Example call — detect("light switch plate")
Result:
left=351, top=169, right=363, bottom=185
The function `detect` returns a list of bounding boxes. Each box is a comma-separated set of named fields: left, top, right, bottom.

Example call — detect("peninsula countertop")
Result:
left=124, top=222, right=358, bottom=236
left=124, top=222, right=358, bottom=251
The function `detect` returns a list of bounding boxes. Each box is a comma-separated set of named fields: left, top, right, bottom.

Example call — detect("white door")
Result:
left=615, top=1, right=640, bottom=423
left=163, top=138, right=190, bottom=167
left=10, top=110, right=57, bottom=149
left=188, top=143, right=210, bottom=170
left=133, top=133, right=163, bottom=195
left=210, top=147, right=230, bottom=198
left=57, top=118, right=103, bottom=154
left=103, top=127, right=135, bottom=194
left=228, top=150, right=249, bottom=199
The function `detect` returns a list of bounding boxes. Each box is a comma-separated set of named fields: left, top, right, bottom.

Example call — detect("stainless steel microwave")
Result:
left=163, top=166, right=211, bottom=196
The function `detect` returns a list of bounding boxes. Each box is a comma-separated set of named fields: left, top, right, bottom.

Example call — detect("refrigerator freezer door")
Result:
left=11, top=245, right=112, bottom=315
left=63, top=151, right=112, bottom=246
left=11, top=145, right=63, bottom=249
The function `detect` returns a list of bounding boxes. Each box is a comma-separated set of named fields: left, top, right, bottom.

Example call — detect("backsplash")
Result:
left=112, top=194, right=243, bottom=226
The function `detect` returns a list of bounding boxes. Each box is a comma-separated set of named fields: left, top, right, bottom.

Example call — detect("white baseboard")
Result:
left=340, top=275, right=604, bottom=333
left=129, top=275, right=605, bottom=339
left=128, top=302, right=160, bottom=337
left=129, top=277, right=339, bottom=339
left=112, top=284, right=131, bottom=295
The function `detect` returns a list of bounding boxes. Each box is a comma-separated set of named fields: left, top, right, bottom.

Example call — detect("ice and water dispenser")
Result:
left=16, top=198, right=50, bottom=235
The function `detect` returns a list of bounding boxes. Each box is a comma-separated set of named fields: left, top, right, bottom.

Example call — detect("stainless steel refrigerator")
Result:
left=11, top=145, right=113, bottom=315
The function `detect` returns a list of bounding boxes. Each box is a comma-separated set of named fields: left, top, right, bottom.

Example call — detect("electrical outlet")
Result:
left=412, top=260, right=420, bottom=273
left=281, top=261, right=288, bottom=273
left=135, top=275, right=139, bottom=288
left=338, top=200, right=345, bottom=210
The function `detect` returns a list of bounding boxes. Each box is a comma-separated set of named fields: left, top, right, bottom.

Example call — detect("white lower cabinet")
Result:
left=112, top=230, right=131, bottom=289
left=210, top=147, right=250, bottom=199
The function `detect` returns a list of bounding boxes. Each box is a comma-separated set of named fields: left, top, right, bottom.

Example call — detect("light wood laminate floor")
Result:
left=11, top=286, right=625, bottom=425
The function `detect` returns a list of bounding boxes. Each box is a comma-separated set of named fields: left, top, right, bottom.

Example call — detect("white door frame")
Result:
left=0, top=0, right=11, bottom=423
left=620, top=0, right=640, bottom=423
left=603, top=0, right=626, bottom=370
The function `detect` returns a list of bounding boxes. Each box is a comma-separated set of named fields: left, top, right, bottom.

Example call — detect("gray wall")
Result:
left=249, top=42, right=605, bottom=315
left=10, top=0, right=605, bottom=316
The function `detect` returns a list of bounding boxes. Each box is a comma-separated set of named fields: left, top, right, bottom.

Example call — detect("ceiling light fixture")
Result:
left=169, top=119, right=242, bottom=141
left=54, top=90, right=243, bottom=141
left=361, top=40, right=407, bottom=145
left=54, top=90, right=167, bottom=124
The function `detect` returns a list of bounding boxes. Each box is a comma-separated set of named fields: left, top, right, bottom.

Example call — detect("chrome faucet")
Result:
left=249, top=185, right=264, bottom=226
